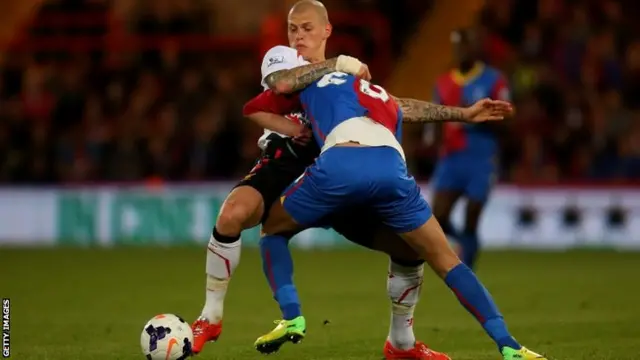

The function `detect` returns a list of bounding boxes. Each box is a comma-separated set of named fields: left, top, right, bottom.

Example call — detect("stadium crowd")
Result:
left=0, top=0, right=638, bottom=184
left=474, top=0, right=640, bottom=182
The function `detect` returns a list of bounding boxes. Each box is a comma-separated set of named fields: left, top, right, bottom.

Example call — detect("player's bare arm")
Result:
left=242, top=89, right=307, bottom=139
left=395, top=97, right=466, bottom=122
left=265, top=58, right=337, bottom=94
left=246, top=112, right=304, bottom=138
left=265, top=56, right=371, bottom=94
left=393, top=96, right=513, bottom=124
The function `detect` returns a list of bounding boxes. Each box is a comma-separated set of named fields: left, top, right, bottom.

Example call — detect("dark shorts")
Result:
left=326, top=208, right=422, bottom=265
left=326, top=208, right=380, bottom=249
left=234, top=134, right=319, bottom=223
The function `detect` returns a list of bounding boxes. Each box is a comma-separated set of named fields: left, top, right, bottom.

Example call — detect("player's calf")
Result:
left=459, top=198, right=485, bottom=269
left=201, top=186, right=263, bottom=322
left=457, top=228, right=480, bottom=268
left=259, top=233, right=302, bottom=320
left=194, top=229, right=241, bottom=354
left=205, top=186, right=265, bottom=315
left=260, top=200, right=304, bottom=320
left=254, top=197, right=308, bottom=354
left=194, top=186, right=264, bottom=353
left=254, top=235, right=307, bottom=356
left=399, top=215, right=546, bottom=356
left=386, top=259, right=424, bottom=350
left=202, top=227, right=241, bottom=323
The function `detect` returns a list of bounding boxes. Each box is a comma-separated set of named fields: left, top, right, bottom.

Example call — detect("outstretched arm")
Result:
left=394, top=96, right=466, bottom=123
left=265, top=56, right=371, bottom=94
left=393, top=96, right=513, bottom=124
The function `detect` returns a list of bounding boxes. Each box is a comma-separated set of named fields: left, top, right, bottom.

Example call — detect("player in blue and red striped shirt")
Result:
left=243, top=71, right=548, bottom=360
left=431, top=28, right=511, bottom=269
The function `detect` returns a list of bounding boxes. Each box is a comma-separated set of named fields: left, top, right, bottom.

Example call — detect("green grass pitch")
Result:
left=2, top=247, right=640, bottom=359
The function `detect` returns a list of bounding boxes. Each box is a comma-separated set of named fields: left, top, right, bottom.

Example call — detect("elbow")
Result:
left=267, top=80, right=292, bottom=95
left=264, top=71, right=294, bottom=94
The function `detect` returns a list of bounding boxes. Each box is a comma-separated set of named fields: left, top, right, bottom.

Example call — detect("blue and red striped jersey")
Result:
left=433, top=63, right=510, bottom=159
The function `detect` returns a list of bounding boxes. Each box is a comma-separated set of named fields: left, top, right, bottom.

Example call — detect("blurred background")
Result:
left=0, top=0, right=638, bottom=247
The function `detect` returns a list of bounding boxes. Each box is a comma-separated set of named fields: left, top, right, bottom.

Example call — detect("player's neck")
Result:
left=306, top=50, right=326, bottom=63
left=458, top=60, right=478, bottom=74
left=307, top=44, right=327, bottom=63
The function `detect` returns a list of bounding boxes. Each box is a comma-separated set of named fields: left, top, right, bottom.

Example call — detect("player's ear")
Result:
left=324, top=23, right=332, bottom=39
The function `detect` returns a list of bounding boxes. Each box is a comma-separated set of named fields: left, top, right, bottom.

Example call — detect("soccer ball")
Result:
left=140, top=314, right=193, bottom=360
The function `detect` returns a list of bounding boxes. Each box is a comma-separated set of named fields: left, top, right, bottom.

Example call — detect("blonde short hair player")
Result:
left=190, top=0, right=372, bottom=355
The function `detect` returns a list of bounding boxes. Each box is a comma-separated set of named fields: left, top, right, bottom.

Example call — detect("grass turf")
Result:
left=1, top=247, right=639, bottom=359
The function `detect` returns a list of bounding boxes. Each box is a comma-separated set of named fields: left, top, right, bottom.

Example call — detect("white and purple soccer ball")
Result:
left=140, top=314, right=193, bottom=360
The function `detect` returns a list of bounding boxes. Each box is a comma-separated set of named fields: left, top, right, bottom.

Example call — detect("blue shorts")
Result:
left=281, top=146, right=432, bottom=233
left=431, top=155, right=496, bottom=203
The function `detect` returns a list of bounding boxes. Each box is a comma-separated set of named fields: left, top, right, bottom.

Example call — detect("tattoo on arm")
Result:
left=393, top=96, right=466, bottom=123
left=265, top=58, right=338, bottom=94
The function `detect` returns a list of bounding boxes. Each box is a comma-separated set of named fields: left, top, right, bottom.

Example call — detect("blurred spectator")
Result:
left=414, top=0, right=640, bottom=183
left=133, top=0, right=208, bottom=35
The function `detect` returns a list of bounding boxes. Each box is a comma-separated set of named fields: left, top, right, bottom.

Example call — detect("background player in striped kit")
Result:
left=430, top=28, right=511, bottom=269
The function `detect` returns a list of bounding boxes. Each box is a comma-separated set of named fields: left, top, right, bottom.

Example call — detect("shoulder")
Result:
left=481, top=66, right=510, bottom=99
left=435, top=72, right=455, bottom=89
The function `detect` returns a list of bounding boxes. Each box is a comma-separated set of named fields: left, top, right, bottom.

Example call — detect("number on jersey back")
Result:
left=316, top=72, right=401, bottom=138
left=355, top=77, right=401, bottom=137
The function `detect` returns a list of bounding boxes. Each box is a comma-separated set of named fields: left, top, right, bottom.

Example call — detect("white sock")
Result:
left=387, top=260, right=424, bottom=350
left=201, top=232, right=241, bottom=323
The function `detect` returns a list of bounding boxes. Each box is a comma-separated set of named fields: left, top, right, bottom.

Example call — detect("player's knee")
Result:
left=217, top=200, right=257, bottom=235
left=216, top=187, right=264, bottom=234
left=400, top=217, right=461, bottom=278
left=217, top=205, right=244, bottom=232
